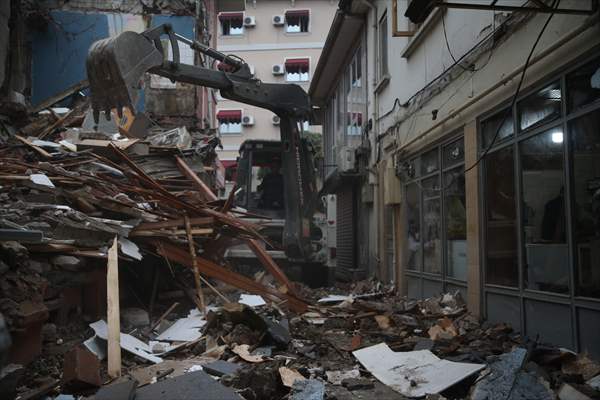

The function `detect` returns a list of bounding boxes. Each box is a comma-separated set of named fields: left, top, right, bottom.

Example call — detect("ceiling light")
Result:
left=551, top=131, right=563, bottom=143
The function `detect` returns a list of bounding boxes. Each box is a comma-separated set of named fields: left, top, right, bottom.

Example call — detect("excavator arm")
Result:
left=86, top=24, right=317, bottom=258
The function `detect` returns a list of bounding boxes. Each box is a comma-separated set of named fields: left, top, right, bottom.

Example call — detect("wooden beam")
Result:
left=106, top=236, right=121, bottom=378
left=15, top=135, right=53, bottom=159
left=185, top=215, right=206, bottom=315
left=31, top=79, right=89, bottom=114
left=154, top=241, right=308, bottom=313
left=246, top=239, right=298, bottom=297
left=175, top=155, right=217, bottom=202
left=134, top=217, right=214, bottom=231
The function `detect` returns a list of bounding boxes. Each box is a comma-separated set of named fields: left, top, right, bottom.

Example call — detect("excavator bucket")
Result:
left=86, top=31, right=164, bottom=123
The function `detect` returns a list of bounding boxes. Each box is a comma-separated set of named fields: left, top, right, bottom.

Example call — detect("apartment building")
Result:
left=311, top=0, right=600, bottom=357
left=214, top=0, right=337, bottom=165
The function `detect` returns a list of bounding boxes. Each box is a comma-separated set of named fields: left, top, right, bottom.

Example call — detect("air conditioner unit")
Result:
left=337, top=146, right=356, bottom=172
left=272, top=15, right=284, bottom=26
left=272, top=64, right=284, bottom=75
left=242, top=115, right=254, bottom=126
left=243, top=16, right=256, bottom=27
left=272, top=115, right=281, bottom=125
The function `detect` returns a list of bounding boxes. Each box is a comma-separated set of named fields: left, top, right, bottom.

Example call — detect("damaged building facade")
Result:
left=312, top=0, right=600, bottom=357
left=0, top=0, right=220, bottom=130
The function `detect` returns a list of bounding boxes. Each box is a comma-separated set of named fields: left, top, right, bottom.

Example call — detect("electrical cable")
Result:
left=463, top=0, right=559, bottom=174
left=398, top=0, right=559, bottom=193
left=442, top=9, right=496, bottom=73
left=378, top=1, right=532, bottom=122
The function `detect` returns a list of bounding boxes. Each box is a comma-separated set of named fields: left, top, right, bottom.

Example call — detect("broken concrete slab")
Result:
left=413, top=338, right=435, bottom=351
left=94, top=379, right=138, bottom=400
left=326, top=369, right=360, bottom=385
left=342, top=378, right=375, bottom=391
left=290, top=379, right=325, bottom=400
left=203, top=360, right=242, bottom=377
left=353, top=343, right=484, bottom=398
left=135, top=370, right=242, bottom=400
left=470, top=347, right=527, bottom=400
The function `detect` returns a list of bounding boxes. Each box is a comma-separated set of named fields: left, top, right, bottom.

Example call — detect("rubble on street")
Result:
left=0, top=106, right=600, bottom=398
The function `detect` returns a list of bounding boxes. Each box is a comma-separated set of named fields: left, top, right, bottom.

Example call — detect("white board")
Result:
left=353, top=343, right=485, bottom=398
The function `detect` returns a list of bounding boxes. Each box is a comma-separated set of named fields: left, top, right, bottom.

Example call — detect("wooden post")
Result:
left=185, top=215, right=206, bottom=315
left=106, top=236, right=121, bottom=378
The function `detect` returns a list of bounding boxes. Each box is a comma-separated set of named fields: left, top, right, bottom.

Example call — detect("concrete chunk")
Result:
left=135, top=370, right=242, bottom=400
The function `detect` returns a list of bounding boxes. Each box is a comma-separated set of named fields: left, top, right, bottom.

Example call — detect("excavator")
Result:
left=86, top=24, right=326, bottom=282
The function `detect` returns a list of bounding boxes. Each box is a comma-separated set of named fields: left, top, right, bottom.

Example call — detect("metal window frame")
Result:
left=478, top=48, right=600, bottom=352
left=403, top=130, right=467, bottom=298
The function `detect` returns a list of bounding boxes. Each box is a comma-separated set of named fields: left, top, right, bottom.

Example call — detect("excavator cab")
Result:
left=235, top=140, right=285, bottom=220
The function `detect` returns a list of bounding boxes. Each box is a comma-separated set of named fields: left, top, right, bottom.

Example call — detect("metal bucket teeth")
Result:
left=86, top=31, right=164, bottom=123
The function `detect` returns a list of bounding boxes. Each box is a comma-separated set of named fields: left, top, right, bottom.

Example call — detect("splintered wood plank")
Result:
left=107, top=236, right=121, bottom=378
left=185, top=215, right=206, bottom=315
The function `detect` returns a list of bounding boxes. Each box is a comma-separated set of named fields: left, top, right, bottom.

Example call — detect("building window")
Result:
left=378, top=12, right=389, bottom=79
left=285, top=58, right=309, bottom=82
left=345, top=47, right=366, bottom=141
left=285, top=10, right=309, bottom=33
left=217, top=110, right=242, bottom=134
left=481, top=54, right=600, bottom=299
left=404, top=136, right=467, bottom=281
left=219, top=12, right=244, bottom=36
left=346, top=112, right=362, bottom=136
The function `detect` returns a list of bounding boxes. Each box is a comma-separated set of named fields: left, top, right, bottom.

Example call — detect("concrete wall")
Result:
left=371, top=0, right=599, bottom=152
left=216, top=0, right=337, bottom=160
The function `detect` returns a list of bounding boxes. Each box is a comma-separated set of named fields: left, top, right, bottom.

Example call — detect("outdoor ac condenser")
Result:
left=337, top=146, right=356, bottom=172
left=272, top=64, right=284, bottom=75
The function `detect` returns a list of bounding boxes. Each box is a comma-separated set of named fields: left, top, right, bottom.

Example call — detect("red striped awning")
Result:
left=285, top=58, right=309, bottom=68
left=219, top=12, right=243, bottom=21
left=217, top=110, right=242, bottom=120
left=348, top=112, right=363, bottom=124
left=285, top=9, right=309, bottom=17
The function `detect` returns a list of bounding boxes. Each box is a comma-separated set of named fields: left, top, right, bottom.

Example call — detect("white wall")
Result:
left=364, top=0, right=600, bottom=157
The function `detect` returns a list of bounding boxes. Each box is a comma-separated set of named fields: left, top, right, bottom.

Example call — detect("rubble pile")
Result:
left=0, top=104, right=307, bottom=398
left=0, top=107, right=599, bottom=400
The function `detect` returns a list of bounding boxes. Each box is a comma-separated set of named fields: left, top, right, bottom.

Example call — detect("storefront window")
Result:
left=445, top=168, right=467, bottom=280
left=404, top=137, right=466, bottom=280
left=521, top=127, right=569, bottom=294
left=567, top=56, right=600, bottom=113
left=423, top=197, right=441, bottom=274
left=406, top=183, right=421, bottom=271
left=518, top=81, right=562, bottom=132
left=484, top=146, right=518, bottom=287
left=481, top=108, right=513, bottom=148
left=569, top=109, right=600, bottom=299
